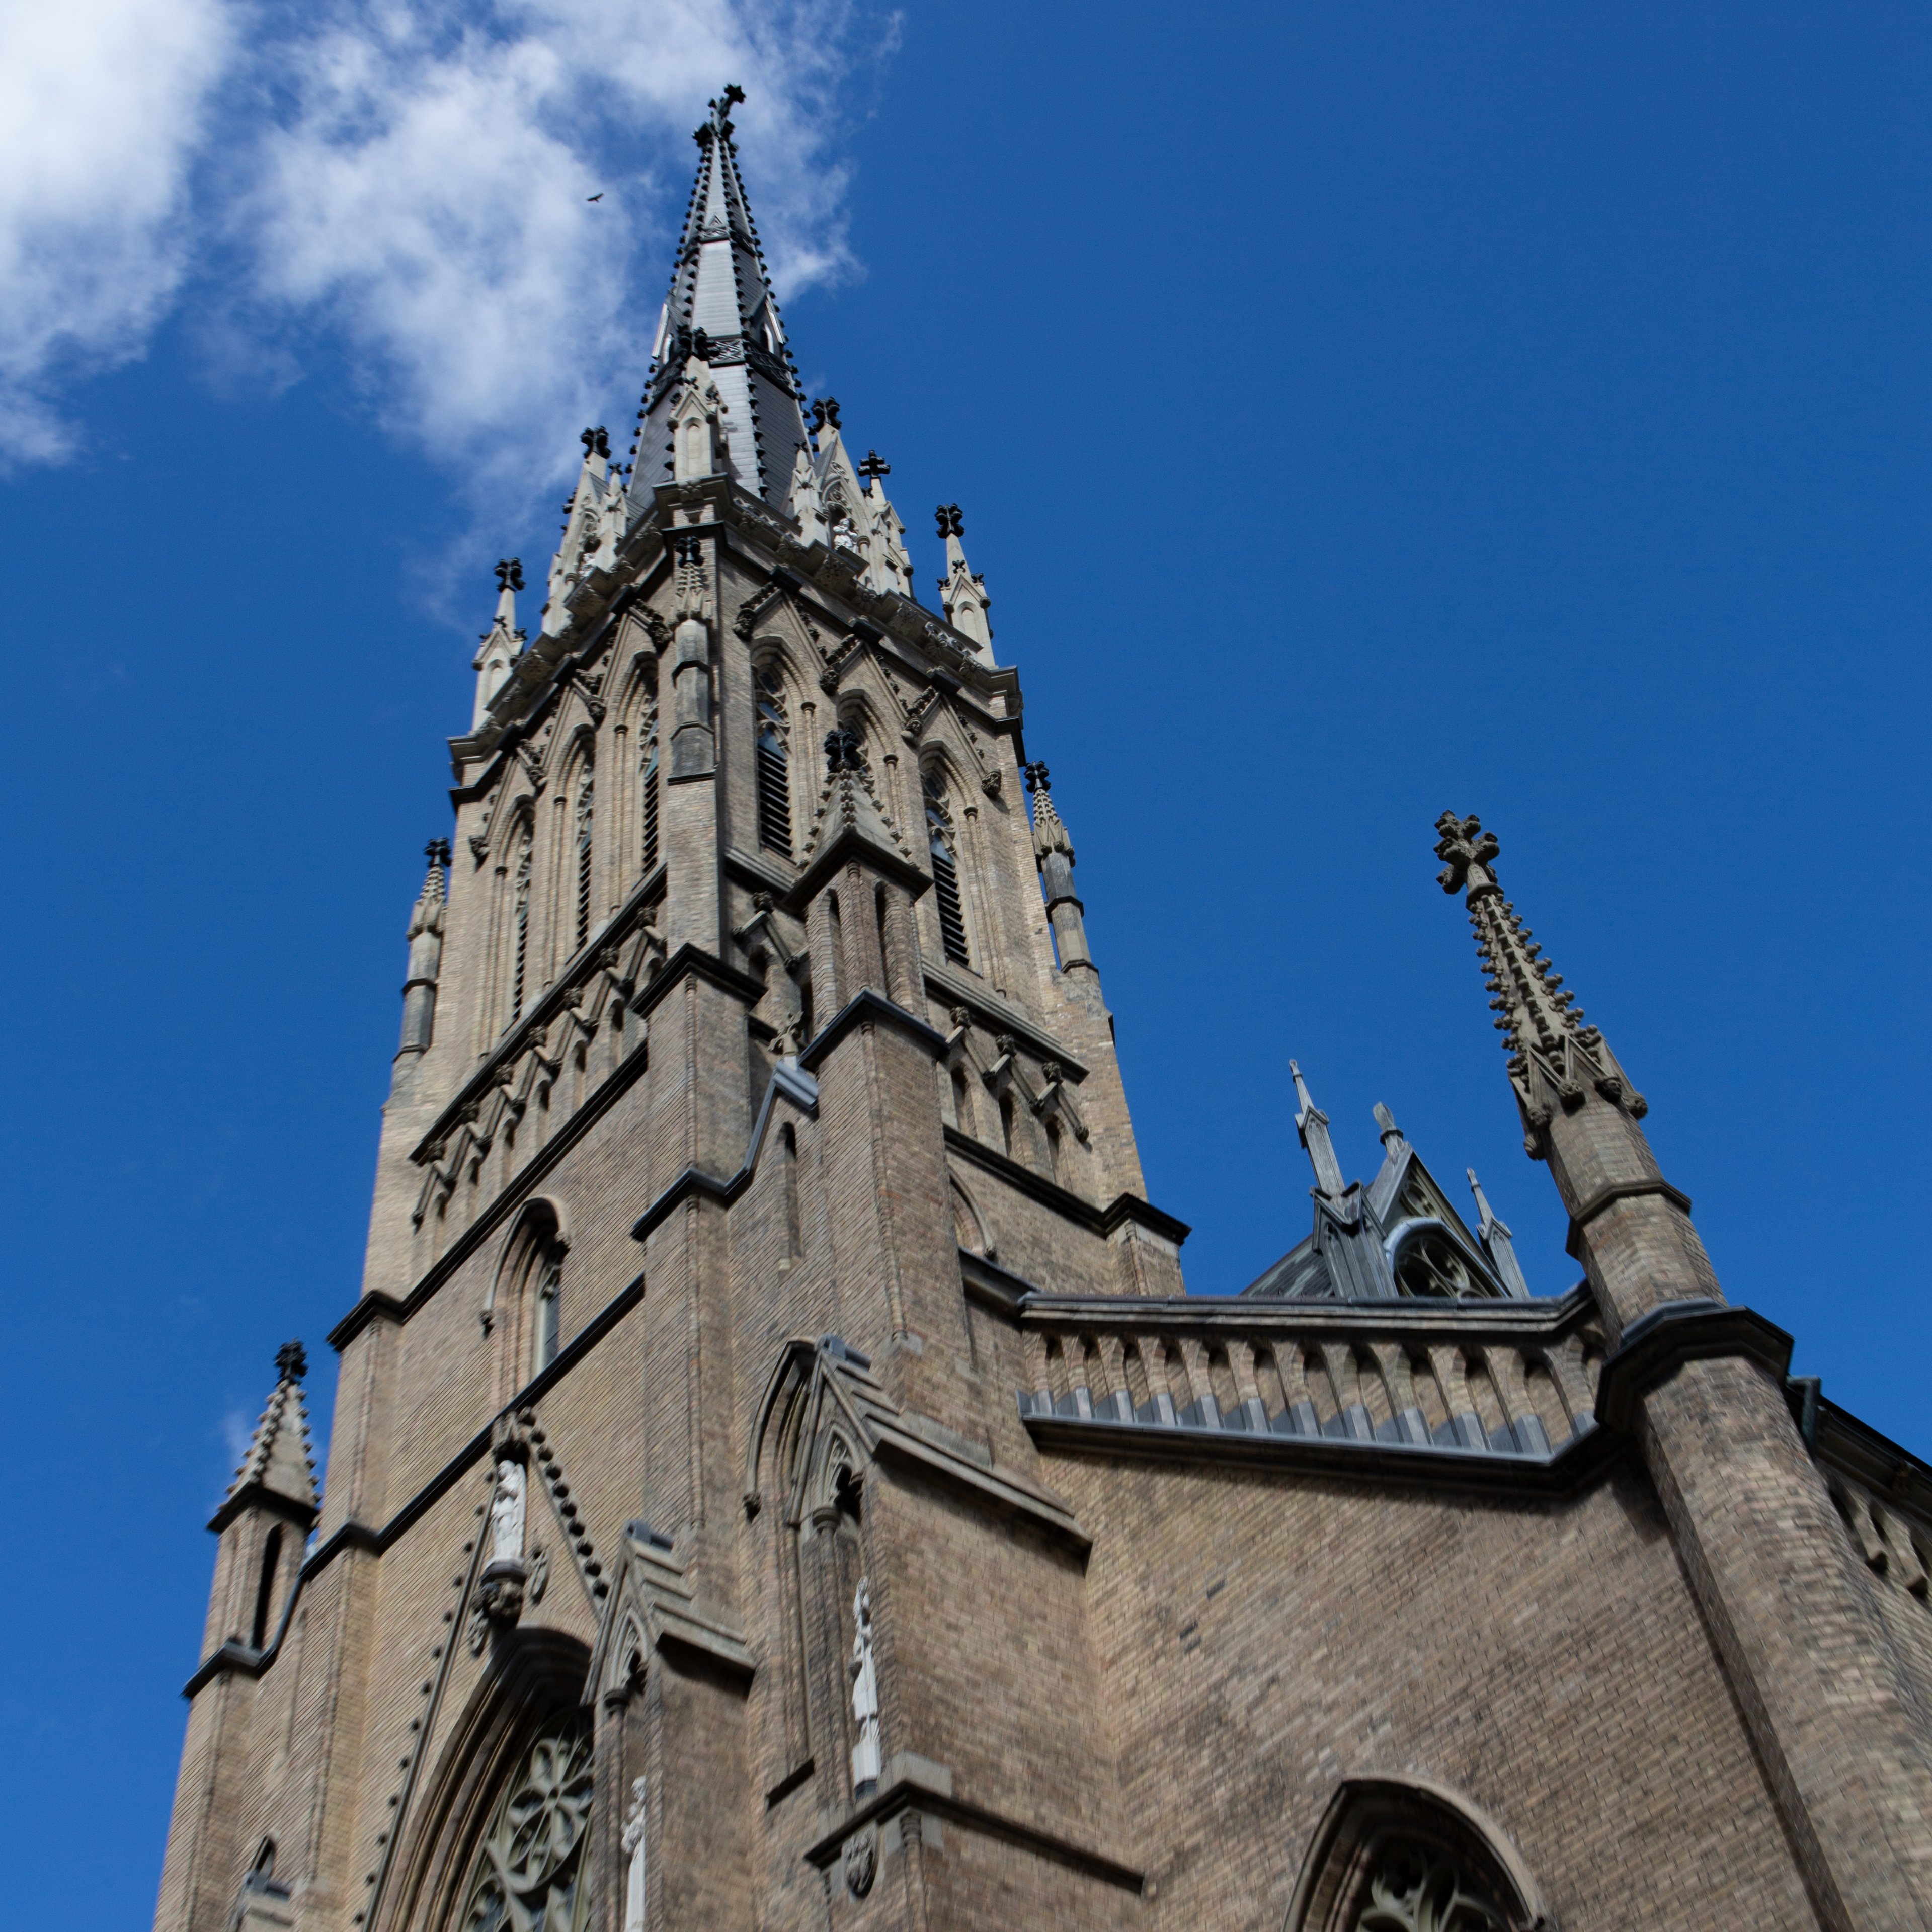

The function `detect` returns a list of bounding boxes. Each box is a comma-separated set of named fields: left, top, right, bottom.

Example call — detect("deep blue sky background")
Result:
left=5, top=4, right=1929, bottom=1922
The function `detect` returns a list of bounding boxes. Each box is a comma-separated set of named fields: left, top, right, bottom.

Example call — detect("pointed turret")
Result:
left=472, top=559, right=525, bottom=728
left=1433, top=811, right=1647, bottom=1149
left=546, top=427, right=613, bottom=627
left=934, top=503, right=994, bottom=660
left=631, top=86, right=812, bottom=503
left=1290, top=1059, right=1348, bottom=1200
left=197, top=1344, right=316, bottom=1682
left=219, top=1341, right=319, bottom=1526
left=1024, top=763, right=1094, bottom=977
left=855, top=448, right=914, bottom=599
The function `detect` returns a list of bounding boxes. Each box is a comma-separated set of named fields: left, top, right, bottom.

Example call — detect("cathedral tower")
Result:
left=156, top=91, right=1932, bottom=1932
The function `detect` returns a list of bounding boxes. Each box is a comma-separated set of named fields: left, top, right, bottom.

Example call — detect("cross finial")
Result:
left=710, top=82, right=746, bottom=131
left=811, top=397, right=841, bottom=434
left=824, top=727, right=864, bottom=776
left=856, top=450, right=891, bottom=484
left=935, top=503, right=963, bottom=539
left=1023, top=761, right=1050, bottom=793
left=1434, top=811, right=1501, bottom=901
left=276, top=1340, right=307, bottom=1384
left=580, top=426, right=610, bottom=459
left=495, top=557, right=523, bottom=594
left=425, top=838, right=451, bottom=870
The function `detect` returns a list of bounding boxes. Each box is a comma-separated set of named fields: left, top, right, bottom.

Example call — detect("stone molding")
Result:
left=943, top=1125, right=1189, bottom=1247
left=797, top=988, right=949, bottom=1072
left=801, top=1752, right=1142, bottom=1893
left=1591, top=1299, right=1793, bottom=1435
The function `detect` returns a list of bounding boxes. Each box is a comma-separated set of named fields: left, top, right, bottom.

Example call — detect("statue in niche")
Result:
left=621, top=1776, right=647, bottom=1932
left=472, top=1458, right=529, bottom=1639
left=490, top=1460, right=526, bottom=1565
left=849, top=1579, right=881, bottom=1794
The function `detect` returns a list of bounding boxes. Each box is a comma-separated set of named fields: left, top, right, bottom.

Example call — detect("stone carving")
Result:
left=621, top=1776, right=647, bottom=1932
left=490, top=1462, right=526, bottom=1564
left=849, top=1579, right=881, bottom=1794
left=527, top=1546, right=549, bottom=1605
left=456, top=1718, right=594, bottom=1932
left=824, top=727, right=864, bottom=776
left=843, top=1823, right=877, bottom=1900
left=495, top=557, right=525, bottom=594
left=934, top=503, right=963, bottom=538
left=1347, top=1842, right=1508, bottom=1932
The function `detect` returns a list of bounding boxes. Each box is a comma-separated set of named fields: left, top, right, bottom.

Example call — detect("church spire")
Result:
left=631, top=86, right=811, bottom=503
left=1433, top=811, right=1646, bottom=1137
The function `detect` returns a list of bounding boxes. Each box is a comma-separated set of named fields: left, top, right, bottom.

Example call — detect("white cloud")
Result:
left=0, top=0, right=231, bottom=463
left=0, top=0, right=890, bottom=498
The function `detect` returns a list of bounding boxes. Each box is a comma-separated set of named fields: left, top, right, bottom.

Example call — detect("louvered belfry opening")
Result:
left=924, top=765, right=970, bottom=966
left=640, top=731, right=660, bottom=873
left=755, top=664, right=793, bottom=860
left=574, top=773, right=594, bottom=950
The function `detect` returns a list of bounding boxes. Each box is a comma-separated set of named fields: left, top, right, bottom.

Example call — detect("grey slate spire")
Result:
left=631, top=86, right=811, bottom=504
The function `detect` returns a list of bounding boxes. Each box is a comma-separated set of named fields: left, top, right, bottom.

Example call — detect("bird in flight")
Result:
left=587, top=193, right=603, bottom=202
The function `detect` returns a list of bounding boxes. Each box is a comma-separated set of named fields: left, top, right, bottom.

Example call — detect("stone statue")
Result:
left=489, top=1461, right=525, bottom=1566
left=621, top=1775, right=648, bottom=1932
left=849, top=1579, right=881, bottom=1793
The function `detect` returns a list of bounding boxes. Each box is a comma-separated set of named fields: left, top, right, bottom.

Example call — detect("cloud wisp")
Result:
left=0, top=0, right=889, bottom=497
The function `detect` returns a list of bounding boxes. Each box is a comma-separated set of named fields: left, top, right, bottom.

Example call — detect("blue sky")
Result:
left=3, top=3, right=1928, bottom=1922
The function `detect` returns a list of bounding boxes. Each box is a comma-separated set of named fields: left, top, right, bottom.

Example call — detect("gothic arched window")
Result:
left=755, top=664, right=793, bottom=860
left=1388, top=1222, right=1498, bottom=1300
left=924, top=766, right=970, bottom=967
left=1286, top=1776, right=1544, bottom=1932
left=455, top=1715, right=594, bottom=1932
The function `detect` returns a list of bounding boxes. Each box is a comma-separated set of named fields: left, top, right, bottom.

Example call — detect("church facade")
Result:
left=154, top=91, right=1932, bottom=1932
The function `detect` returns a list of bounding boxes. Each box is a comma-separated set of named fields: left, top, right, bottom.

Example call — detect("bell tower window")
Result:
left=924, top=767, right=970, bottom=967
left=755, top=664, right=793, bottom=860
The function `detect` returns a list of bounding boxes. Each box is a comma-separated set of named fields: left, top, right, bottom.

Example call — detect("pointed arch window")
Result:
left=924, top=766, right=970, bottom=967
left=250, top=1525, right=283, bottom=1650
left=573, top=767, right=595, bottom=952
left=755, top=664, right=793, bottom=860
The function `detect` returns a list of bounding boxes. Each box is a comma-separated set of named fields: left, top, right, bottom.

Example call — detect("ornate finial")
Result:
left=824, top=727, right=865, bottom=776
left=1373, top=1101, right=1404, bottom=1149
left=1434, top=812, right=1501, bottom=900
left=856, top=450, right=890, bottom=484
left=580, top=426, right=610, bottom=459
left=673, top=533, right=704, bottom=568
left=935, top=503, right=964, bottom=539
left=706, top=82, right=745, bottom=136
left=811, top=397, right=841, bottom=434
left=276, top=1340, right=307, bottom=1384
left=495, top=557, right=524, bottom=594
left=1023, top=761, right=1050, bottom=794
left=425, top=838, right=451, bottom=870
